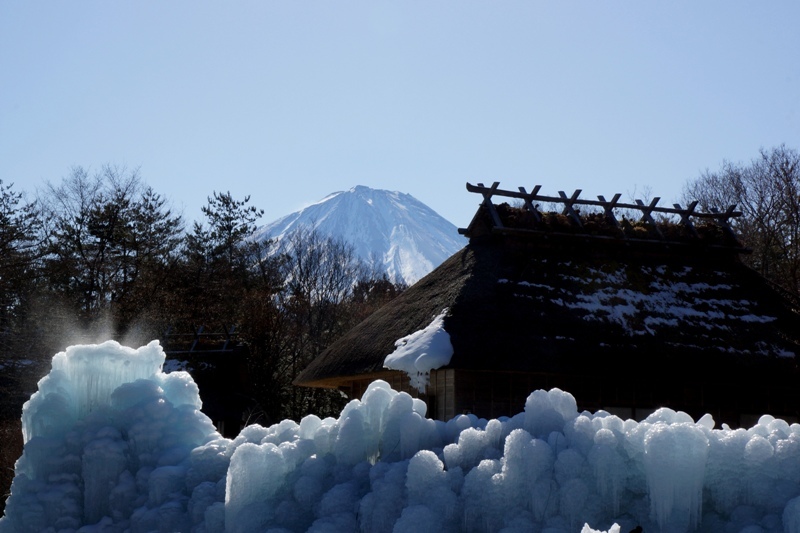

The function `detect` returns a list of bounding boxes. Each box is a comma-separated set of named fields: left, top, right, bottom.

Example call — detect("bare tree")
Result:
left=38, top=165, right=183, bottom=331
left=683, top=145, right=800, bottom=295
left=274, top=227, right=368, bottom=418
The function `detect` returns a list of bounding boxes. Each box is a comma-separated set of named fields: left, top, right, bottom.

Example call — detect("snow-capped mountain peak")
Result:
left=253, top=186, right=465, bottom=285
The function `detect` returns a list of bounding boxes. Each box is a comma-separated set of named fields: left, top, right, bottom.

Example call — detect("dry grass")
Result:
left=491, top=203, right=736, bottom=244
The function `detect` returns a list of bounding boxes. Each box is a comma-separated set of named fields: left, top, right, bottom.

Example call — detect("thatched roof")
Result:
left=295, top=215, right=800, bottom=389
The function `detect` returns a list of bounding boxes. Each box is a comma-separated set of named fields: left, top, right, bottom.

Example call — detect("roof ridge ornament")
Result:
left=460, top=182, right=745, bottom=250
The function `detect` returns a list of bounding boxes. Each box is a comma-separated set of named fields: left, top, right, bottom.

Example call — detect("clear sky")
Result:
left=2, top=2, right=798, bottom=229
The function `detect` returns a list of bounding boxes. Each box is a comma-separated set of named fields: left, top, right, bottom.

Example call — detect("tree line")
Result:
left=3, top=146, right=799, bottom=423
left=0, top=166, right=405, bottom=427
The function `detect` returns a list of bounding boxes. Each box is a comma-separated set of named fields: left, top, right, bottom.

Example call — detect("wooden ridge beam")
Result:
left=559, top=190, right=584, bottom=227
left=635, top=197, right=664, bottom=238
left=674, top=201, right=699, bottom=237
left=598, top=194, right=622, bottom=228
left=518, top=185, right=543, bottom=222
left=475, top=182, right=504, bottom=229
left=465, top=182, right=742, bottom=224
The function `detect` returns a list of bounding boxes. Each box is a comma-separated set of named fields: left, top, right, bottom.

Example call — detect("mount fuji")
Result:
left=252, top=186, right=465, bottom=285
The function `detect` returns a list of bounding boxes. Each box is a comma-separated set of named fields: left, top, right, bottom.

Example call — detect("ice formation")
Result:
left=383, top=309, right=453, bottom=392
left=5, top=341, right=800, bottom=532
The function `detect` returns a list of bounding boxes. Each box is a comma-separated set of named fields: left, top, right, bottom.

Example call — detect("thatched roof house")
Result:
left=295, top=184, right=800, bottom=426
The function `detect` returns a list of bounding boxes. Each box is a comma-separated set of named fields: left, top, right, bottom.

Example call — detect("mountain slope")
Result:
left=252, top=186, right=465, bottom=285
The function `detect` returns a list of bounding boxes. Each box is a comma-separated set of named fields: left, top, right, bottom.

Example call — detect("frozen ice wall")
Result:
left=1, top=341, right=227, bottom=533
left=5, top=341, right=800, bottom=532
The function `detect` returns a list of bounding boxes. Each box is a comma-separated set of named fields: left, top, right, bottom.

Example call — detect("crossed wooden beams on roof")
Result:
left=462, top=182, right=743, bottom=244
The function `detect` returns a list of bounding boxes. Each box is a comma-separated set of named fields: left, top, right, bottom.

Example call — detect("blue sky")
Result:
left=2, top=2, right=798, bottom=229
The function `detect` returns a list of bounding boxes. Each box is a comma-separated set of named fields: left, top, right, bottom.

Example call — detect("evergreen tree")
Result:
left=39, top=166, right=183, bottom=334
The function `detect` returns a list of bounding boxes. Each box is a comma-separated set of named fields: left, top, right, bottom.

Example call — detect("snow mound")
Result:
left=383, top=309, right=453, bottom=392
left=5, top=341, right=800, bottom=532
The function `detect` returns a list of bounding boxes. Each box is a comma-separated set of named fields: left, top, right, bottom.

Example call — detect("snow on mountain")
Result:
left=252, top=185, right=465, bottom=285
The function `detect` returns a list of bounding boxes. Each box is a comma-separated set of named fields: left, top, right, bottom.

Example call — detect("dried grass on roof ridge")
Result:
left=488, top=203, right=736, bottom=245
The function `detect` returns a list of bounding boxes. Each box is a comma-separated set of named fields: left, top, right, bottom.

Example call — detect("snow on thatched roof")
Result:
left=296, top=242, right=800, bottom=388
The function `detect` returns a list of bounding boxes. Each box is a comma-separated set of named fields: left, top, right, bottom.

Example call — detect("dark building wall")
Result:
left=323, top=359, right=800, bottom=427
